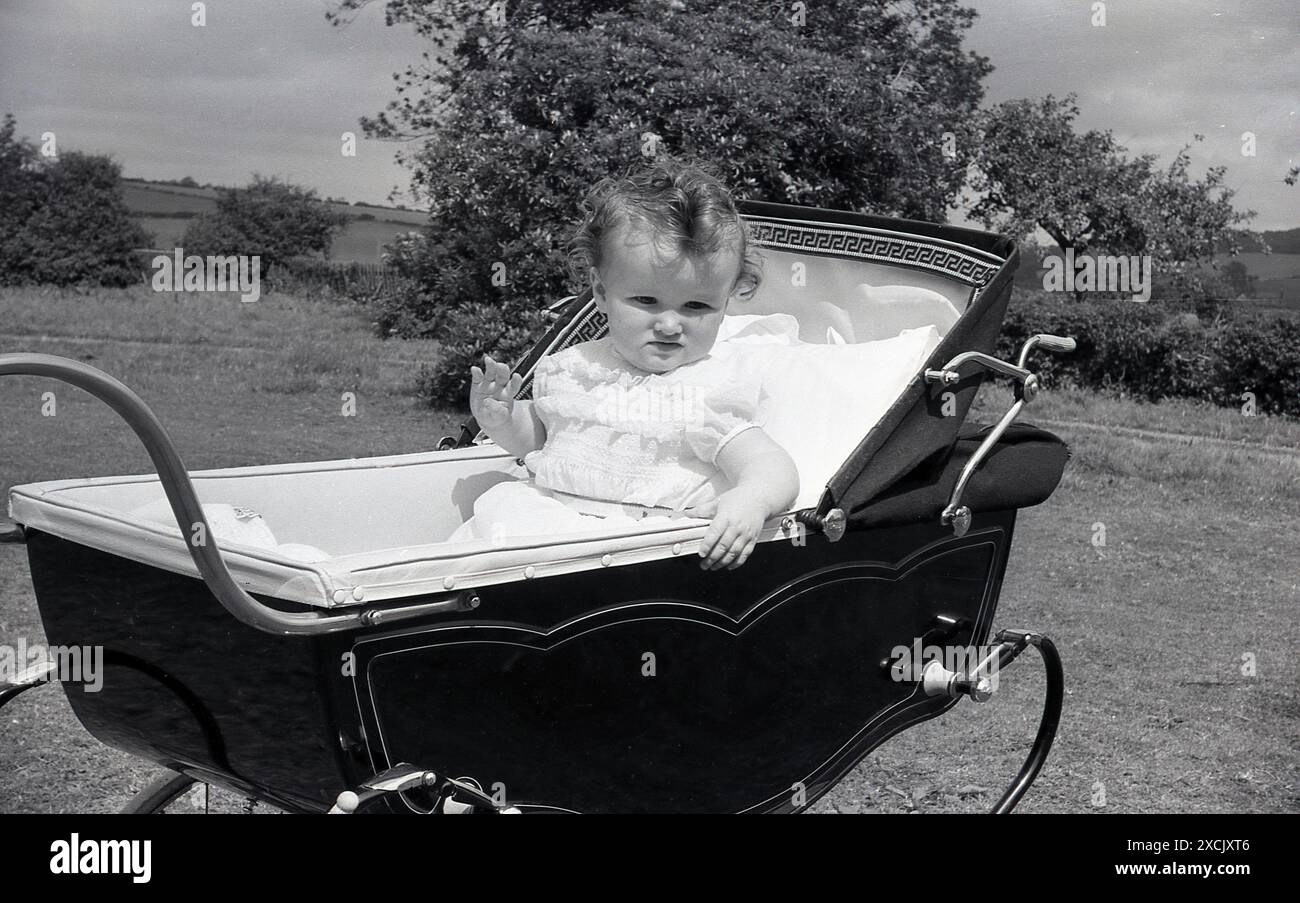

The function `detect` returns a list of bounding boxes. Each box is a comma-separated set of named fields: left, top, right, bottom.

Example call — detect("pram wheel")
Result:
left=121, top=771, right=199, bottom=813
left=121, top=771, right=278, bottom=814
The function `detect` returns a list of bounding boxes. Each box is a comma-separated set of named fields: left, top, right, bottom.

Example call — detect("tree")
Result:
left=181, top=175, right=349, bottom=270
left=331, top=0, right=993, bottom=405
left=0, top=114, right=150, bottom=286
left=968, top=95, right=1254, bottom=298
left=0, top=114, right=43, bottom=257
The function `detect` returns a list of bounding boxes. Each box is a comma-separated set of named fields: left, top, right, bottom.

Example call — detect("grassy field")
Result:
left=1233, top=252, right=1300, bottom=311
left=135, top=215, right=420, bottom=268
left=0, top=286, right=1296, bottom=813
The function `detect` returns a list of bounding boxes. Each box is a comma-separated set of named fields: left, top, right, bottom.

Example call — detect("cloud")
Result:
left=0, top=0, right=429, bottom=206
left=966, top=0, right=1297, bottom=228
left=0, top=0, right=1293, bottom=227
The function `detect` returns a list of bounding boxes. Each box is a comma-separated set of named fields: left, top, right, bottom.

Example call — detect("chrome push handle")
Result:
left=922, top=334, right=1076, bottom=536
left=1018, top=334, right=1077, bottom=368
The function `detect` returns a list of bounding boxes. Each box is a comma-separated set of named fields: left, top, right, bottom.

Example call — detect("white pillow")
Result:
left=852, top=284, right=962, bottom=341
left=728, top=326, right=942, bottom=510
left=713, top=312, right=801, bottom=346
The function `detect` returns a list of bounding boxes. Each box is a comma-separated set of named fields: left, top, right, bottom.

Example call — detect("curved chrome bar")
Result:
left=1, top=353, right=398, bottom=636
left=925, top=335, right=1076, bottom=390
left=927, top=334, right=1075, bottom=536
left=941, top=396, right=1027, bottom=536
left=924, top=350, right=1032, bottom=386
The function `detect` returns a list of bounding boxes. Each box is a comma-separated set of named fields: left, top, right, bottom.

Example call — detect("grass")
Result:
left=971, top=383, right=1300, bottom=503
left=0, top=286, right=454, bottom=488
left=805, top=380, right=1299, bottom=813
left=1, top=287, right=1296, bottom=813
left=977, top=381, right=1300, bottom=448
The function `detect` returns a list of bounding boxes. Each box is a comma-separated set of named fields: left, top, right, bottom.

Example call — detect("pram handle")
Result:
left=1018, top=334, right=1076, bottom=367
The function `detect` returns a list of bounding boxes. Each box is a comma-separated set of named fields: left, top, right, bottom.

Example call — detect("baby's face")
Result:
left=591, top=223, right=740, bottom=374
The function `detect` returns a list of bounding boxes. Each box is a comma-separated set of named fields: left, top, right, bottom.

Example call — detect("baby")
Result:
left=456, top=159, right=798, bottom=570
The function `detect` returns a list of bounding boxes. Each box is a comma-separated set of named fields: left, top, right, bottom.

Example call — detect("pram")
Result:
left=0, top=201, right=1072, bottom=814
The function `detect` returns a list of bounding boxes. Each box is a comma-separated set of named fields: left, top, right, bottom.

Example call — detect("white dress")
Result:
left=447, top=336, right=766, bottom=542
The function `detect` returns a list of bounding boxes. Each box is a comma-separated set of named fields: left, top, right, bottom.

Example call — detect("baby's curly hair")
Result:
left=567, top=156, right=763, bottom=299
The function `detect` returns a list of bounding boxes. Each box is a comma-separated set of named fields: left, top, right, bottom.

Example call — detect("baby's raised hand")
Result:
left=689, top=489, right=769, bottom=571
left=469, top=353, right=523, bottom=430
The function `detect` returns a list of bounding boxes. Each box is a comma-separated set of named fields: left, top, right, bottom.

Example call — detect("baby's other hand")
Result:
left=470, top=354, right=522, bottom=430
left=689, top=489, right=769, bottom=571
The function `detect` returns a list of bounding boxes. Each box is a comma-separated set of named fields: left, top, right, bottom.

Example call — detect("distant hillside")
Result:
left=1010, top=241, right=1300, bottom=315
left=1233, top=228, right=1300, bottom=255
left=122, top=179, right=427, bottom=264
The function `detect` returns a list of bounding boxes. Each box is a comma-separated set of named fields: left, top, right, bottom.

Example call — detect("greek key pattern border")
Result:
left=747, top=220, right=1001, bottom=287
left=518, top=304, right=608, bottom=401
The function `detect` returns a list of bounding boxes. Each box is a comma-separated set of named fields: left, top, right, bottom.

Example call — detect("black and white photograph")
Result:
left=0, top=0, right=1294, bottom=851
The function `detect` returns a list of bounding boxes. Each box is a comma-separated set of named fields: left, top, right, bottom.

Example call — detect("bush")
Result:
left=0, top=114, right=150, bottom=286
left=180, top=175, right=349, bottom=271
left=1212, top=316, right=1300, bottom=415
left=1000, top=290, right=1300, bottom=415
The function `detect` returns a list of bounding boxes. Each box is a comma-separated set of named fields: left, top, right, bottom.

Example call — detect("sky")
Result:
left=0, top=0, right=1295, bottom=227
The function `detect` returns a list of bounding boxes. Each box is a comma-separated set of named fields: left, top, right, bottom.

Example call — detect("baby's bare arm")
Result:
left=692, top=429, right=799, bottom=570
left=715, top=428, right=800, bottom=517
left=486, top=399, right=546, bottom=459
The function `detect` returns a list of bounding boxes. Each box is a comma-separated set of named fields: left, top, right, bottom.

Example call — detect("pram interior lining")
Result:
left=739, top=236, right=969, bottom=343
left=9, top=445, right=727, bottom=607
